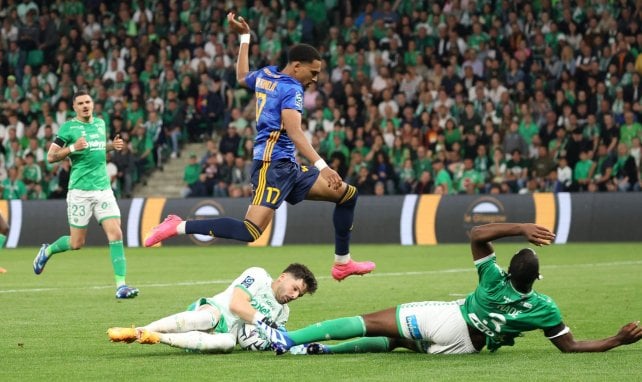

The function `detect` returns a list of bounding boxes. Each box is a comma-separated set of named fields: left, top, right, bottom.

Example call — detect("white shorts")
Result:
left=66, top=189, right=121, bottom=228
left=396, top=300, right=478, bottom=354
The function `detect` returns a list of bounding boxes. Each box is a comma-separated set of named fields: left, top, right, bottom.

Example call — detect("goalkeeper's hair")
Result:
left=283, top=263, right=318, bottom=294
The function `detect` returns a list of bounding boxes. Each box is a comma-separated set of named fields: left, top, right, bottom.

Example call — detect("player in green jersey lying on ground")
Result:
left=257, top=223, right=642, bottom=355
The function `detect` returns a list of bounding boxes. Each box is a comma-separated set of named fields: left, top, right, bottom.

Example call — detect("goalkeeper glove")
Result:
left=254, top=318, right=294, bottom=354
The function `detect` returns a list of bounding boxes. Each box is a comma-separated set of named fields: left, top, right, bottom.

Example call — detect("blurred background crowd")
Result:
left=1, top=0, right=641, bottom=200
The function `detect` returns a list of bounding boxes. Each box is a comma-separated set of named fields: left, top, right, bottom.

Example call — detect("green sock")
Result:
left=46, top=236, right=71, bottom=257
left=0, top=234, right=6, bottom=248
left=326, top=337, right=391, bottom=354
left=109, top=240, right=127, bottom=287
left=288, top=316, right=366, bottom=344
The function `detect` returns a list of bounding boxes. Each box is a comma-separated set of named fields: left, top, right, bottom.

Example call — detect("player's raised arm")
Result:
left=549, top=321, right=642, bottom=352
left=227, top=12, right=251, bottom=88
left=470, top=223, right=555, bottom=261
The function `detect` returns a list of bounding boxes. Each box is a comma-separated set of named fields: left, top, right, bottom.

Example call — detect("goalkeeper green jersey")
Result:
left=459, top=254, right=563, bottom=352
left=56, top=117, right=110, bottom=191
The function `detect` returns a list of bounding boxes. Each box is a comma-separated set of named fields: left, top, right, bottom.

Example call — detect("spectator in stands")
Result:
left=571, top=151, right=592, bottom=192
left=613, top=142, right=639, bottom=192
left=1, top=166, right=26, bottom=200
left=131, top=124, right=154, bottom=181
left=503, top=121, right=528, bottom=158
left=1, top=0, right=641, bottom=200
left=112, top=143, right=137, bottom=199
left=432, top=159, right=453, bottom=195
left=228, top=156, right=252, bottom=198
left=531, top=145, right=557, bottom=182
left=181, top=153, right=201, bottom=198
left=593, top=143, right=616, bottom=192
left=505, top=150, right=529, bottom=193
left=219, top=125, right=241, bottom=156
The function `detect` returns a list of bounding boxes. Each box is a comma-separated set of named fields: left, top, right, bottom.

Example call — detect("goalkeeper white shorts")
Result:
left=396, top=300, right=478, bottom=354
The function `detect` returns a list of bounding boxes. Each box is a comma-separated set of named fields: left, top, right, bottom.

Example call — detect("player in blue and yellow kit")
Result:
left=145, top=13, right=375, bottom=281
left=258, top=223, right=642, bottom=355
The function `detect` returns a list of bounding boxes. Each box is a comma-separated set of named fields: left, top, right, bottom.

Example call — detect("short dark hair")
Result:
left=288, top=44, right=321, bottom=64
left=508, top=248, right=540, bottom=288
left=72, top=89, right=91, bottom=103
left=283, top=263, right=318, bottom=294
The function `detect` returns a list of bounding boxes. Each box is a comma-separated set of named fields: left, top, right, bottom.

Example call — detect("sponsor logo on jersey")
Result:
left=295, top=92, right=303, bottom=109
left=250, top=299, right=273, bottom=317
left=404, top=315, right=422, bottom=340
left=241, top=276, right=255, bottom=288
left=87, top=141, right=106, bottom=150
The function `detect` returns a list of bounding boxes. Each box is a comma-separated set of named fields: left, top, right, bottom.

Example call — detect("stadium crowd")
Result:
left=1, top=0, right=641, bottom=200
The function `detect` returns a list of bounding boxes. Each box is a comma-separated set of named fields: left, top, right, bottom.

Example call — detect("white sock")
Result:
left=335, top=253, right=351, bottom=264
left=159, top=331, right=236, bottom=353
left=144, top=310, right=217, bottom=333
left=177, top=221, right=186, bottom=235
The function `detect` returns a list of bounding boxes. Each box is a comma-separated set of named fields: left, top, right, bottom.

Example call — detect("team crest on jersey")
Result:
left=241, top=276, right=255, bottom=288
left=295, top=92, right=303, bottom=109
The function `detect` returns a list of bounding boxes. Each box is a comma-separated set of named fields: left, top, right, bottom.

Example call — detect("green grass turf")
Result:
left=0, top=243, right=640, bottom=381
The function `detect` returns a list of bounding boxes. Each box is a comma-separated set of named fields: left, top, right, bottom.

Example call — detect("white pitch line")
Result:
left=2, top=260, right=641, bottom=294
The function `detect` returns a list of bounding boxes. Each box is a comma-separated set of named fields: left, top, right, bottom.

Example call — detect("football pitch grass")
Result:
left=1, top=243, right=640, bottom=381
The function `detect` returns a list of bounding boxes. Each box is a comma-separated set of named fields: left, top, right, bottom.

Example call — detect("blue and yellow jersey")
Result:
left=245, top=66, right=304, bottom=162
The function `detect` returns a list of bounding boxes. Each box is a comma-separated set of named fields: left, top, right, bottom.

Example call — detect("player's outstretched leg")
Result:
left=33, top=243, right=50, bottom=275
left=331, top=185, right=375, bottom=281
left=289, top=343, right=331, bottom=355
left=144, top=215, right=183, bottom=246
left=137, top=329, right=160, bottom=344
left=107, top=327, right=138, bottom=343
left=145, top=214, right=262, bottom=247
left=305, top=343, right=331, bottom=354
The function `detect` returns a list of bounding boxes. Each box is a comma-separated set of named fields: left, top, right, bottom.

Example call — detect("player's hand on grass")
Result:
left=320, top=167, right=342, bottom=191
left=227, top=12, right=250, bottom=35
left=617, top=321, right=642, bottom=345
left=521, top=223, right=555, bottom=246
